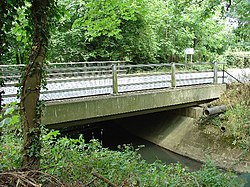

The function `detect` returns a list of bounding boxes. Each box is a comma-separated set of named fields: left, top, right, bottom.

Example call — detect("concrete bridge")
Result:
left=0, top=61, right=232, bottom=128
left=43, top=84, right=226, bottom=129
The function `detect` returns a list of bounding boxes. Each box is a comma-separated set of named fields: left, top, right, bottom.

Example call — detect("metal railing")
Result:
left=1, top=61, right=226, bottom=105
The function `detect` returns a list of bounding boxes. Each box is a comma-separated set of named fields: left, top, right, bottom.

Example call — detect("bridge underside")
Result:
left=42, top=84, right=226, bottom=129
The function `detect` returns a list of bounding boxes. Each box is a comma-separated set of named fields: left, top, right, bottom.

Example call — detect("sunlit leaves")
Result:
left=0, top=1, right=32, bottom=64
left=0, top=102, right=20, bottom=128
left=5, top=0, right=245, bottom=64
left=48, top=0, right=157, bottom=63
left=72, top=0, right=142, bottom=40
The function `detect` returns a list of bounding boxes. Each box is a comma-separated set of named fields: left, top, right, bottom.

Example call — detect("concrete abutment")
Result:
left=123, top=108, right=250, bottom=173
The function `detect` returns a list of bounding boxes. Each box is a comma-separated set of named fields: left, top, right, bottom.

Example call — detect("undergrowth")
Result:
left=199, top=83, right=250, bottom=151
left=0, top=103, right=245, bottom=186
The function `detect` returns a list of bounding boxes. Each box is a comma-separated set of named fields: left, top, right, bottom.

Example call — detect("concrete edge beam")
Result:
left=42, top=84, right=226, bottom=127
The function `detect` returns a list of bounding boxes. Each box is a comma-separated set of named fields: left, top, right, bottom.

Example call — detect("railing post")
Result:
left=213, top=62, right=218, bottom=84
left=171, top=62, right=176, bottom=88
left=112, top=64, right=118, bottom=94
left=222, top=63, right=225, bottom=84
left=0, top=90, right=4, bottom=112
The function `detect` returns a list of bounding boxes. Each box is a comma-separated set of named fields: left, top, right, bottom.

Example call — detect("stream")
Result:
left=65, top=118, right=250, bottom=187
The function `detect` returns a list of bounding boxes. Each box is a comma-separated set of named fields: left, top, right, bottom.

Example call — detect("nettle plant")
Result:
left=0, top=102, right=22, bottom=171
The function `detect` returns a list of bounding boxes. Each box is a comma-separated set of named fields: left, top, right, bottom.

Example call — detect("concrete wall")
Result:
left=42, top=84, right=226, bottom=128
left=124, top=109, right=250, bottom=173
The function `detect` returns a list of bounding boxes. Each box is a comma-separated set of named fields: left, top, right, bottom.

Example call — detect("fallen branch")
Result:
left=92, top=171, right=118, bottom=187
left=85, top=177, right=97, bottom=186
left=0, top=170, right=65, bottom=187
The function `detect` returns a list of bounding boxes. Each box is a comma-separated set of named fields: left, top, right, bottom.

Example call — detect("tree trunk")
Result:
left=0, top=1, right=6, bottom=60
left=21, top=0, right=49, bottom=170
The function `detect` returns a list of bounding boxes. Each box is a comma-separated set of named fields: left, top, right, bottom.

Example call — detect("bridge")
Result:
left=0, top=61, right=230, bottom=128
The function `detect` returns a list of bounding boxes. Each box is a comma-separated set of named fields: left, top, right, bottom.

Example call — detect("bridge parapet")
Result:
left=1, top=62, right=226, bottom=104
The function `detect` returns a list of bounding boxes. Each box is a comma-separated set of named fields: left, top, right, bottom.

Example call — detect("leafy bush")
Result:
left=194, top=161, right=240, bottom=187
left=223, top=104, right=250, bottom=148
left=40, top=130, right=242, bottom=186
left=0, top=102, right=22, bottom=171
left=224, top=52, right=250, bottom=68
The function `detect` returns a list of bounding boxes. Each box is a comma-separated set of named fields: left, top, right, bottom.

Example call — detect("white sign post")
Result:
left=184, top=48, right=194, bottom=63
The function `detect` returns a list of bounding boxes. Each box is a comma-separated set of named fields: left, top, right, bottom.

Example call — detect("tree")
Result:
left=4, top=5, right=32, bottom=65
left=48, top=0, right=237, bottom=64
left=20, top=0, right=55, bottom=169
left=48, top=0, right=158, bottom=63
left=227, top=0, right=250, bottom=50
left=1, top=0, right=55, bottom=169
left=0, top=0, right=26, bottom=63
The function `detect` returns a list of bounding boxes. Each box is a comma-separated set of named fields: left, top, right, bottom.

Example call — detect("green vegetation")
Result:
left=1, top=0, right=249, bottom=65
left=199, top=83, right=250, bottom=152
left=0, top=104, right=244, bottom=186
left=0, top=0, right=249, bottom=185
left=223, top=52, right=250, bottom=68
left=35, top=0, right=250, bottom=64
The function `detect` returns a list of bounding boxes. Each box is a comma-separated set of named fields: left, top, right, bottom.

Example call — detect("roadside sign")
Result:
left=184, top=48, right=194, bottom=55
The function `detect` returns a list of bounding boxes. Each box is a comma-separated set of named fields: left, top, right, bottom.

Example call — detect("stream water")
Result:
left=65, top=117, right=250, bottom=186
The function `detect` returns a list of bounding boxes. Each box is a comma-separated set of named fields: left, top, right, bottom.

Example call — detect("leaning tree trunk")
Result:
left=21, top=0, right=49, bottom=170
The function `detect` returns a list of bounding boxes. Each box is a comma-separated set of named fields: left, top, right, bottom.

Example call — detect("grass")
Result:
left=199, top=83, right=250, bottom=151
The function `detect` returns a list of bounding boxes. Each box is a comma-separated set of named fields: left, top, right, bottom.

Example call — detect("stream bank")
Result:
left=118, top=109, right=250, bottom=173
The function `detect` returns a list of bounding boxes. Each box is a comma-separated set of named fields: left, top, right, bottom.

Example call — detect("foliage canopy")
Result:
left=1, top=0, right=249, bottom=65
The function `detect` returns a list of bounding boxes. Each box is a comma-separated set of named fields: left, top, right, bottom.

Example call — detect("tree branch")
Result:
left=92, top=171, right=118, bottom=187
left=226, top=0, right=232, bottom=11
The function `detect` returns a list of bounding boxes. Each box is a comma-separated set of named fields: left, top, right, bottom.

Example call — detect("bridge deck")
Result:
left=43, top=84, right=226, bottom=128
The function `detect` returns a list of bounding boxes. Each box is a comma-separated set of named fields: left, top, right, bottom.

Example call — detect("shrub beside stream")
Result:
left=199, top=83, right=250, bottom=153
